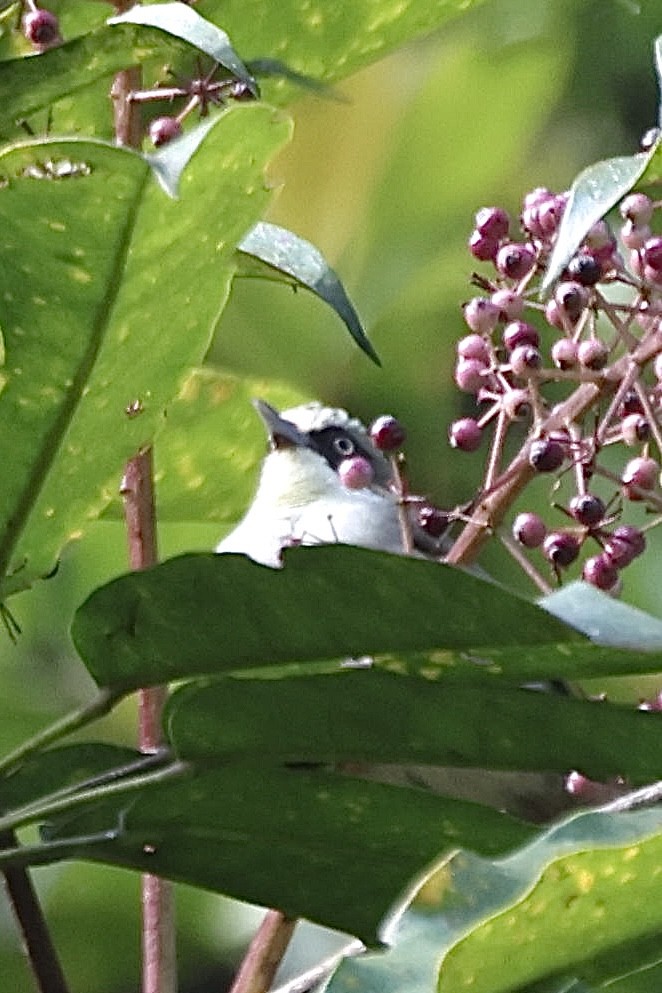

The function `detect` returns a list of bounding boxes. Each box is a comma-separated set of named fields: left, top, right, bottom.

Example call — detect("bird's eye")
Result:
left=333, top=436, right=355, bottom=456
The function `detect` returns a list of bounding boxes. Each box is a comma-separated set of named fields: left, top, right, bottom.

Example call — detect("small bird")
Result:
left=216, top=399, right=575, bottom=822
left=216, top=399, right=448, bottom=565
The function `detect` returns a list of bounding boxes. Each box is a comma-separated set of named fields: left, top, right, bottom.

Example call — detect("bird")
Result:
left=216, top=398, right=576, bottom=823
left=215, top=399, right=449, bottom=566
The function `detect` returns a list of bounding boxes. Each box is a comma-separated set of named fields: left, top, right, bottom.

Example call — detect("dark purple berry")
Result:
left=474, top=207, right=510, bottom=240
left=569, top=494, right=605, bottom=527
left=369, top=415, right=406, bottom=452
left=619, top=390, right=644, bottom=416
left=555, top=281, right=588, bottom=323
left=567, top=253, right=603, bottom=287
left=469, top=230, right=499, bottom=262
left=543, top=531, right=580, bottom=568
left=495, top=242, right=536, bottom=280
left=22, top=7, right=60, bottom=48
left=417, top=504, right=450, bottom=538
left=529, top=438, right=565, bottom=473
left=449, top=418, right=482, bottom=452
left=149, top=116, right=183, bottom=146
left=512, top=512, right=546, bottom=548
left=502, top=320, right=539, bottom=352
left=582, top=554, right=619, bottom=591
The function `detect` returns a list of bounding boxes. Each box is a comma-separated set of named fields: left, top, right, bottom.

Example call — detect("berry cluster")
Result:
left=449, top=182, right=662, bottom=594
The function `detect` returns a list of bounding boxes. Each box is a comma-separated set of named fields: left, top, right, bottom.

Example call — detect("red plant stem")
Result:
left=447, top=325, right=662, bottom=568
left=229, top=910, right=297, bottom=993
left=112, top=51, right=177, bottom=993
left=1, top=831, right=71, bottom=993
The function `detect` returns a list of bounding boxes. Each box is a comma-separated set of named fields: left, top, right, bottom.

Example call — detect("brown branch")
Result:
left=1, top=831, right=70, bottom=993
left=229, top=911, right=297, bottom=993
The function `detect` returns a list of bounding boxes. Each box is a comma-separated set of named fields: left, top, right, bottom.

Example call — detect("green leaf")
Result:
left=103, top=369, right=308, bottom=523
left=238, top=222, right=380, bottom=364
left=198, top=0, right=490, bottom=92
left=0, top=104, right=291, bottom=598
left=71, top=546, right=582, bottom=690
left=108, top=2, right=257, bottom=93
left=46, top=764, right=533, bottom=945
left=165, top=670, right=662, bottom=784
left=0, top=742, right=139, bottom=810
left=541, top=149, right=654, bottom=294
left=327, top=805, right=662, bottom=992
left=541, top=582, right=662, bottom=651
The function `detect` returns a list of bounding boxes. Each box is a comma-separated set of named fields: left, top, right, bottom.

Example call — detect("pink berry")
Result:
left=338, top=455, right=374, bottom=489
left=496, top=242, right=536, bottom=280
left=502, top=320, right=539, bottom=352
left=474, top=207, right=510, bottom=240
left=620, top=193, right=653, bottom=225
left=463, top=298, right=499, bottom=334
left=469, top=229, right=499, bottom=262
left=642, top=236, right=662, bottom=274
left=454, top=357, right=488, bottom=394
left=449, top=418, right=482, bottom=452
left=149, top=116, right=183, bottom=146
left=622, top=456, right=658, bottom=499
left=603, top=525, right=646, bottom=568
left=551, top=338, right=578, bottom=370
left=621, top=220, right=651, bottom=251
left=457, top=334, right=490, bottom=363
left=582, top=554, right=619, bottom=591
left=369, top=415, right=406, bottom=452
left=22, top=7, right=60, bottom=48
left=512, top=512, right=546, bottom=548
left=543, top=531, right=580, bottom=568
left=491, top=288, right=524, bottom=320
left=621, top=413, right=650, bottom=446
left=577, top=338, right=609, bottom=371
left=638, top=691, right=662, bottom=711
left=510, top=344, right=541, bottom=376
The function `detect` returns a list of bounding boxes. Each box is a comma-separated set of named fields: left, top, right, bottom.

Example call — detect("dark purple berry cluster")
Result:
left=449, top=187, right=662, bottom=593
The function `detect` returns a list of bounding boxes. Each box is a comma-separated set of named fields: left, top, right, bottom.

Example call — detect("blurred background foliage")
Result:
left=3, top=0, right=662, bottom=990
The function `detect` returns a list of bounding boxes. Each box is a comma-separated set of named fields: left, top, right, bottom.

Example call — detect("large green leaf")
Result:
left=71, top=545, right=662, bottom=692
left=164, top=670, right=662, bottom=784
left=327, top=805, right=662, bottom=992
left=71, top=546, right=582, bottom=690
left=43, top=763, right=533, bottom=945
left=0, top=104, right=291, bottom=598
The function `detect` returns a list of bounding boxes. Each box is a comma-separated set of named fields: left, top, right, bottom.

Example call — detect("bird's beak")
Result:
left=252, top=399, right=310, bottom=450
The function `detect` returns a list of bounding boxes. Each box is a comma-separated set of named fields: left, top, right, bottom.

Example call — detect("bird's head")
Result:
left=252, top=399, right=394, bottom=508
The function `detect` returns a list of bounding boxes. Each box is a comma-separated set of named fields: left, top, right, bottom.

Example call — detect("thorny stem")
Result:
left=229, top=911, right=297, bottom=993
